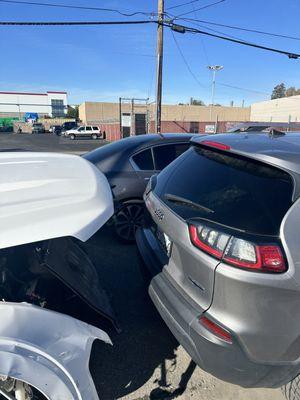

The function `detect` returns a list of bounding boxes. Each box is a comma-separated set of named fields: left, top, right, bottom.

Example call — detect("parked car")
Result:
left=0, top=151, right=116, bottom=399
left=137, top=133, right=300, bottom=400
left=61, top=121, right=77, bottom=132
left=32, top=123, right=45, bottom=134
left=84, top=133, right=196, bottom=242
left=49, top=124, right=62, bottom=135
left=65, top=125, right=102, bottom=140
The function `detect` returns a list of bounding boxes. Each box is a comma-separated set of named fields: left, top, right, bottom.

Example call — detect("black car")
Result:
left=50, top=125, right=63, bottom=135
left=84, top=133, right=197, bottom=242
left=61, top=121, right=77, bottom=132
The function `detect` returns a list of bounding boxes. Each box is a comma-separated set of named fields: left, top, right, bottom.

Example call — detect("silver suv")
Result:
left=137, top=133, right=300, bottom=399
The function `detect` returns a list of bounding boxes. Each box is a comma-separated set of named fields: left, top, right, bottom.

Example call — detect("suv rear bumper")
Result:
left=137, top=227, right=296, bottom=389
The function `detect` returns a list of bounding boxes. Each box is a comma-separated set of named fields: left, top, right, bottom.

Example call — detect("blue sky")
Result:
left=0, top=0, right=300, bottom=106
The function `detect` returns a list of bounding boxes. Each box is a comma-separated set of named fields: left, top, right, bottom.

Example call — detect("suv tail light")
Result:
left=189, top=225, right=229, bottom=259
left=189, top=224, right=286, bottom=273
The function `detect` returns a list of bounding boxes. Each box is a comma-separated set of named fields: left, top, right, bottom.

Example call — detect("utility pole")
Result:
left=119, top=97, right=122, bottom=138
left=155, top=0, right=164, bottom=134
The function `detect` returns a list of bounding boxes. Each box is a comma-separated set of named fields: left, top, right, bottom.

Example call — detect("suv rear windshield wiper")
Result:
left=164, top=193, right=214, bottom=214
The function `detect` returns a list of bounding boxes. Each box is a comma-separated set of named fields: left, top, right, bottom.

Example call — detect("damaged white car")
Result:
left=0, top=152, right=116, bottom=400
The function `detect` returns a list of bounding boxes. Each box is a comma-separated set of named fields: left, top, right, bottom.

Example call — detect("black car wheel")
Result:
left=113, top=202, right=144, bottom=243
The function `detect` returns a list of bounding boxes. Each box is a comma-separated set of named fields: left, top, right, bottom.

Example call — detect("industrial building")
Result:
left=251, top=95, right=300, bottom=123
left=0, top=91, right=68, bottom=119
left=79, top=101, right=250, bottom=140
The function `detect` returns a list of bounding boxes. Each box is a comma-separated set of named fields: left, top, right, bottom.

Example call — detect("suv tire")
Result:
left=92, top=133, right=98, bottom=140
left=70, top=134, right=75, bottom=140
left=283, top=376, right=300, bottom=400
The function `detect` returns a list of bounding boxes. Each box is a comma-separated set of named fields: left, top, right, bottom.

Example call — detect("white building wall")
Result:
left=250, top=95, right=300, bottom=123
left=0, top=91, right=68, bottom=117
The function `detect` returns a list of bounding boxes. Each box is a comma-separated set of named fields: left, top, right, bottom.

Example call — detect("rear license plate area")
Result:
left=156, top=228, right=172, bottom=257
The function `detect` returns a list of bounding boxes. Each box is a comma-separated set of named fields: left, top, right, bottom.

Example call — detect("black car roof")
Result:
left=119, top=133, right=196, bottom=145
left=84, top=133, right=197, bottom=172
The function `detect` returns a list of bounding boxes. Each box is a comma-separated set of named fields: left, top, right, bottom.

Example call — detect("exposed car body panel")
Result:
left=42, top=237, right=118, bottom=327
left=0, top=302, right=111, bottom=400
left=0, top=152, right=114, bottom=250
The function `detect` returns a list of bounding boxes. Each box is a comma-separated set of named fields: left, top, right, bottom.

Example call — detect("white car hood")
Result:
left=0, top=152, right=114, bottom=250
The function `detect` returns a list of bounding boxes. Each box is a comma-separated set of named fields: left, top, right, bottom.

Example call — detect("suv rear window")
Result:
left=154, top=146, right=293, bottom=235
left=153, top=143, right=190, bottom=170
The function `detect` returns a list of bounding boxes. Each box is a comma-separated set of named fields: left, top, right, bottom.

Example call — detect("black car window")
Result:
left=153, top=143, right=190, bottom=170
left=154, top=146, right=293, bottom=236
left=132, top=149, right=154, bottom=171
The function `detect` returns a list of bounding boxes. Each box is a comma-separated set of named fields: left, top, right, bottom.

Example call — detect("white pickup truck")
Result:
left=65, top=125, right=103, bottom=140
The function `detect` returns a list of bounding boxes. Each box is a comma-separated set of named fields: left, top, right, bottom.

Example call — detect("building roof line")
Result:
left=0, top=91, right=67, bottom=96
left=47, top=91, right=67, bottom=94
left=0, top=91, right=48, bottom=96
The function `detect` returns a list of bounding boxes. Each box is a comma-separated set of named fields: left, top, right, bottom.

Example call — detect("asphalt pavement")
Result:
left=0, top=133, right=284, bottom=400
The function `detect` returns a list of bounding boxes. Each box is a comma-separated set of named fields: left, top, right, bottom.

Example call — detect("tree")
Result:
left=271, top=83, right=286, bottom=99
left=66, top=105, right=79, bottom=119
left=190, top=97, right=206, bottom=106
left=285, top=86, right=300, bottom=97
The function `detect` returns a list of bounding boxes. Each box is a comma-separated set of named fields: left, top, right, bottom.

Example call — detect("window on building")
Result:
left=190, top=122, right=199, bottom=133
left=153, top=144, right=190, bottom=170
left=132, top=149, right=154, bottom=170
left=51, top=99, right=65, bottom=117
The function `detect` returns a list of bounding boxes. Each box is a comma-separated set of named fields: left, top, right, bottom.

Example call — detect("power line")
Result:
left=182, top=19, right=254, bottom=42
left=166, top=0, right=203, bottom=11
left=218, top=83, right=269, bottom=96
left=176, top=17, right=300, bottom=41
left=174, top=0, right=225, bottom=18
left=171, top=30, right=208, bottom=88
left=171, top=27, right=268, bottom=96
left=168, top=22, right=300, bottom=58
left=0, top=20, right=155, bottom=25
left=0, top=0, right=156, bottom=17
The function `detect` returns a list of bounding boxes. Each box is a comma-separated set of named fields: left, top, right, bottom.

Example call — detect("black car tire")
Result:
left=70, top=134, right=75, bottom=140
left=113, top=201, right=145, bottom=243
left=282, top=376, right=300, bottom=400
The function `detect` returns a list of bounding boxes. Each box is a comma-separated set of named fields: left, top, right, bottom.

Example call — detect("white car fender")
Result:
left=0, top=302, right=111, bottom=400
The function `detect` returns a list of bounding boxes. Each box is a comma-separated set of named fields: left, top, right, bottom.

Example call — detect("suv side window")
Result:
left=78, top=127, right=85, bottom=132
left=153, top=143, right=190, bottom=170
left=92, top=127, right=99, bottom=131
left=132, top=149, right=154, bottom=171
left=86, top=127, right=92, bottom=132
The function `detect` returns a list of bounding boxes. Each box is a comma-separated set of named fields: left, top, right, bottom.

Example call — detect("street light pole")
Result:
left=208, top=65, right=223, bottom=121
